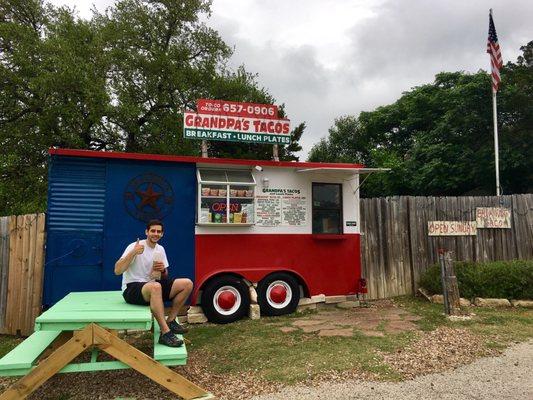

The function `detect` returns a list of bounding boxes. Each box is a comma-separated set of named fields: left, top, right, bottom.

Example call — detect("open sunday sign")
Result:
left=183, top=99, right=291, bottom=145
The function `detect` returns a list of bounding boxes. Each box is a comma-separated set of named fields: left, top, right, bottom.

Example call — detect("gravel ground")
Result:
left=250, top=339, right=533, bottom=400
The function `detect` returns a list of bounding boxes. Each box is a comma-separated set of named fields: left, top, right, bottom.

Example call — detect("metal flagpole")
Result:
left=492, top=91, right=500, bottom=196
left=488, top=8, right=502, bottom=196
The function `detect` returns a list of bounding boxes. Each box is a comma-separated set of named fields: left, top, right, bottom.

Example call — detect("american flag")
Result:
left=487, top=11, right=503, bottom=93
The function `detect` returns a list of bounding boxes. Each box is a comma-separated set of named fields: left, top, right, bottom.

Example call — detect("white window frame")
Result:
left=196, top=168, right=257, bottom=226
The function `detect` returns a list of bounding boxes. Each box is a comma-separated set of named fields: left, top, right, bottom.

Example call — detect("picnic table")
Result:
left=0, top=291, right=213, bottom=399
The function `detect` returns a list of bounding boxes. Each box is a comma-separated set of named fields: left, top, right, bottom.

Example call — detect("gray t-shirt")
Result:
left=120, top=240, right=169, bottom=291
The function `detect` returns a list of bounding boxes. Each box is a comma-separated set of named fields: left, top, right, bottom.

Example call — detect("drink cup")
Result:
left=151, top=250, right=163, bottom=280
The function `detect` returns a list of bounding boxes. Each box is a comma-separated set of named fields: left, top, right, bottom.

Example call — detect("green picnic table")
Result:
left=0, top=291, right=213, bottom=400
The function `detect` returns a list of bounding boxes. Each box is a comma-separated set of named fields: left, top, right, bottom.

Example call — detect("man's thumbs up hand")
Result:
left=133, top=238, right=144, bottom=255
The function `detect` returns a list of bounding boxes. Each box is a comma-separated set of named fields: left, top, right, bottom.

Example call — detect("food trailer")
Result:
left=44, top=148, right=371, bottom=323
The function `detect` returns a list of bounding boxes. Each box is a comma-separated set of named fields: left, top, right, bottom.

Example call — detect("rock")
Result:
left=336, top=301, right=360, bottom=309
left=293, top=320, right=324, bottom=327
left=459, top=298, right=471, bottom=307
left=431, top=295, right=470, bottom=307
left=279, top=327, right=298, bottom=333
left=298, top=297, right=315, bottom=306
left=346, top=295, right=359, bottom=302
left=299, top=296, right=326, bottom=306
left=318, top=328, right=353, bottom=337
left=296, top=303, right=317, bottom=313
left=311, top=294, right=326, bottom=303
left=177, top=315, right=188, bottom=324
left=188, top=305, right=203, bottom=314
left=187, top=312, right=208, bottom=324
left=511, top=300, right=533, bottom=308
left=474, top=298, right=511, bottom=307
left=447, top=315, right=473, bottom=322
left=249, top=304, right=260, bottom=320
left=431, top=294, right=444, bottom=304
left=249, top=286, right=258, bottom=304
left=325, top=295, right=347, bottom=304
left=418, top=288, right=432, bottom=302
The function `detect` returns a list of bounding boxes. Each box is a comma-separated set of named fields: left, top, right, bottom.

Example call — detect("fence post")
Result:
left=438, top=249, right=461, bottom=316
left=438, top=249, right=450, bottom=315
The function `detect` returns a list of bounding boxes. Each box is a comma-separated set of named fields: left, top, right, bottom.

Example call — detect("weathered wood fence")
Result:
left=0, top=195, right=531, bottom=334
left=360, top=194, right=533, bottom=299
left=0, top=214, right=46, bottom=336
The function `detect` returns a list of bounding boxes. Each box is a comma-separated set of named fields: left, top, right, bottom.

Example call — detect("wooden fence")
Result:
left=0, top=195, right=531, bottom=335
left=360, top=194, right=533, bottom=299
left=0, top=214, right=46, bottom=336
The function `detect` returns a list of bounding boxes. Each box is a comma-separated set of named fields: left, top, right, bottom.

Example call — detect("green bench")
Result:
left=0, top=331, right=62, bottom=376
left=153, top=320, right=187, bottom=366
left=0, top=291, right=209, bottom=399
left=0, top=320, right=189, bottom=376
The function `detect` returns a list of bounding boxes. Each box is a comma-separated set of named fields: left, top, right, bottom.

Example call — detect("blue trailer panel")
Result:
left=44, top=155, right=196, bottom=306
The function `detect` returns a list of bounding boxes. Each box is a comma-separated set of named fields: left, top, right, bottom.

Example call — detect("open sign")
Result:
left=211, top=202, right=242, bottom=213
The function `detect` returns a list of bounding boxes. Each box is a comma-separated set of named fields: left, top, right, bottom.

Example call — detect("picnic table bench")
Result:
left=0, top=291, right=212, bottom=399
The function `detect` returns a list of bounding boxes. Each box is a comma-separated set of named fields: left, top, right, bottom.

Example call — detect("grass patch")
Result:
left=0, top=335, right=22, bottom=358
left=187, top=314, right=413, bottom=384
left=397, top=296, right=533, bottom=346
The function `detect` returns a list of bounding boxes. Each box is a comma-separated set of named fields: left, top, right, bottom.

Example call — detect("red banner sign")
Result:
left=197, top=99, right=278, bottom=120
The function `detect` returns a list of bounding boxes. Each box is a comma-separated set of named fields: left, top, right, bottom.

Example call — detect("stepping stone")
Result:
left=293, top=320, right=326, bottom=327
left=318, top=328, right=353, bottom=337
left=279, top=327, right=298, bottom=333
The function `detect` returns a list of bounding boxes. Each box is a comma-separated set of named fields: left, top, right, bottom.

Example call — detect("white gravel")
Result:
left=251, top=340, right=533, bottom=400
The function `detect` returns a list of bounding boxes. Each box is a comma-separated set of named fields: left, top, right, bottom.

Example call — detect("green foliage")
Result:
left=309, top=41, right=533, bottom=197
left=0, top=0, right=305, bottom=215
left=419, top=259, right=533, bottom=300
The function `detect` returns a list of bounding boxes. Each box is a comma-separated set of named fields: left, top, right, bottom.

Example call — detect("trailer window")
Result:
left=197, top=169, right=256, bottom=225
left=312, top=183, right=342, bottom=234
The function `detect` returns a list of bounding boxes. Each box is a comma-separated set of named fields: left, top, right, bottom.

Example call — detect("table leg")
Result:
left=0, top=327, right=93, bottom=400
left=93, top=324, right=212, bottom=400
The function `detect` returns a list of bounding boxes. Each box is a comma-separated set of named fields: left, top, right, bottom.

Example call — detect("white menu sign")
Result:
left=255, top=196, right=281, bottom=226
left=256, top=188, right=307, bottom=226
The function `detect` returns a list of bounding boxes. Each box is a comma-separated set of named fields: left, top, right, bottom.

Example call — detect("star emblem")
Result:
left=136, top=183, right=162, bottom=211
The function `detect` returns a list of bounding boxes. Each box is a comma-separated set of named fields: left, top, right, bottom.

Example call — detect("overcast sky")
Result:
left=50, top=0, right=533, bottom=159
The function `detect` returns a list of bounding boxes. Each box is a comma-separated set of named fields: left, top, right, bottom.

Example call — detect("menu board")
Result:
left=255, top=196, right=281, bottom=226
left=256, top=188, right=307, bottom=226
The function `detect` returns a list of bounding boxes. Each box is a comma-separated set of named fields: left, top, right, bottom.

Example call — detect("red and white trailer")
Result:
left=45, top=149, right=373, bottom=323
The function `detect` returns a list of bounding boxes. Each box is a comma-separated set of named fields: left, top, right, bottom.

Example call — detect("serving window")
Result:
left=312, top=183, right=343, bottom=234
left=197, top=169, right=256, bottom=225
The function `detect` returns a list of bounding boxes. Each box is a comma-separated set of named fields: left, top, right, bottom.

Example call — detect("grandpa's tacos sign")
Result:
left=183, top=99, right=291, bottom=145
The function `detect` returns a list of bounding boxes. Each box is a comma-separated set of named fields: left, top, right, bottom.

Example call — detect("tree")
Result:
left=309, top=44, right=533, bottom=197
left=1, top=0, right=113, bottom=214
left=0, top=0, right=305, bottom=215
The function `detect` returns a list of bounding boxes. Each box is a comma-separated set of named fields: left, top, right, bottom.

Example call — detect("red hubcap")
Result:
left=269, top=285, right=287, bottom=304
left=217, top=291, right=237, bottom=310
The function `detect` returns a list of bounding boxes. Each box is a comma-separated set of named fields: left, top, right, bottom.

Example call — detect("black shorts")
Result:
left=122, top=278, right=176, bottom=306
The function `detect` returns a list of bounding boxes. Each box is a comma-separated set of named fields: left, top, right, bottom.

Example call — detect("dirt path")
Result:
left=251, top=339, right=533, bottom=400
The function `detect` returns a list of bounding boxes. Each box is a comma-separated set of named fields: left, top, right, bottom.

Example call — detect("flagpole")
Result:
left=488, top=8, right=501, bottom=196
left=492, top=90, right=501, bottom=196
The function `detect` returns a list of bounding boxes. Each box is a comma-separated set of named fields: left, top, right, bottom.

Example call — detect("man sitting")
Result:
left=115, top=219, right=193, bottom=347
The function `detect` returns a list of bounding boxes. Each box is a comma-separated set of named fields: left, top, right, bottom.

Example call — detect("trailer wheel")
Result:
left=257, top=273, right=300, bottom=316
left=201, top=276, right=250, bottom=324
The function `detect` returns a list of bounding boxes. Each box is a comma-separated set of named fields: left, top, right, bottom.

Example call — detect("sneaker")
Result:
left=158, top=331, right=184, bottom=347
left=168, top=319, right=189, bottom=334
